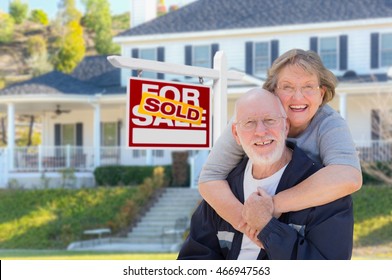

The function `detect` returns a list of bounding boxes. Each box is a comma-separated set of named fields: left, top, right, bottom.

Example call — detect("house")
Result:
left=1, top=0, right=392, bottom=188
left=0, top=56, right=174, bottom=188
left=114, top=0, right=392, bottom=159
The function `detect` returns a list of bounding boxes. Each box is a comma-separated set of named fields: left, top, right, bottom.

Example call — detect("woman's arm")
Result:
left=273, top=164, right=362, bottom=214
left=198, top=118, right=245, bottom=230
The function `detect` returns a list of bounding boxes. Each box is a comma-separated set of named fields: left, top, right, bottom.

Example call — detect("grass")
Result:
left=0, top=184, right=391, bottom=260
left=0, top=250, right=177, bottom=260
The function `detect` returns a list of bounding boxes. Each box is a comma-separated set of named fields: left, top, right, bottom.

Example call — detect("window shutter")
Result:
left=157, top=47, right=165, bottom=80
left=185, top=45, right=192, bottom=65
left=131, top=48, right=139, bottom=76
left=76, top=123, right=83, bottom=146
left=55, top=124, right=61, bottom=146
left=211, top=43, right=219, bottom=67
left=371, top=33, right=379, bottom=69
left=310, top=37, right=318, bottom=53
left=339, top=35, right=348, bottom=71
left=271, top=40, right=279, bottom=65
left=245, top=41, right=253, bottom=75
left=185, top=45, right=192, bottom=78
left=117, top=121, right=121, bottom=146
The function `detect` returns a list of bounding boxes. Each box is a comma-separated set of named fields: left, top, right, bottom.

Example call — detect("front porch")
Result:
left=0, top=145, right=175, bottom=188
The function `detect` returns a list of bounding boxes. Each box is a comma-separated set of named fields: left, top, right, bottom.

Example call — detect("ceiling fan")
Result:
left=54, top=105, right=71, bottom=116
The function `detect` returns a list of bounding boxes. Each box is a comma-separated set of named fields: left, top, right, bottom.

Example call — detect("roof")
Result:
left=0, top=56, right=124, bottom=96
left=0, top=71, right=102, bottom=96
left=118, top=0, right=392, bottom=37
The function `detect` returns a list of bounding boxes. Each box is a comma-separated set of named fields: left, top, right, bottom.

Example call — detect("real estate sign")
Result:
left=127, top=78, right=212, bottom=149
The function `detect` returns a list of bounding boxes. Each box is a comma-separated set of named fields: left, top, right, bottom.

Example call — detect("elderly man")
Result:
left=177, top=88, right=353, bottom=260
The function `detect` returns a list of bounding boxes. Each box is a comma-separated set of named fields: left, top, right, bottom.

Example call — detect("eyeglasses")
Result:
left=235, top=116, right=286, bottom=131
left=276, top=84, right=321, bottom=96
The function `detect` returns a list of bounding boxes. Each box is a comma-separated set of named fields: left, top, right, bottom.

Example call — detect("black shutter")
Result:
left=371, top=33, right=379, bottom=69
left=131, top=48, right=139, bottom=76
left=157, top=47, right=165, bottom=80
left=245, top=41, right=253, bottom=75
left=76, top=123, right=83, bottom=146
left=55, top=124, right=61, bottom=146
left=339, top=35, right=348, bottom=71
left=310, top=37, right=318, bottom=53
left=185, top=45, right=192, bottom=78
left=185, top=45, right=192, bottom=65
left=54, top=123, right=61, bottom=157
left=271, top=40, right=279, bottom=65
left=211, top=43, right=219, bottom=67
left=117, top=120, right=121, bottom=146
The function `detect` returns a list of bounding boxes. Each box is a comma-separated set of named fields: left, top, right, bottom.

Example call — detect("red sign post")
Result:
left=127, top=78, right=212, bottom=149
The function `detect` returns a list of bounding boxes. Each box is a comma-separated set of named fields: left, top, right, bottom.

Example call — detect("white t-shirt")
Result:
left=237, top=160, right=288, bottom=260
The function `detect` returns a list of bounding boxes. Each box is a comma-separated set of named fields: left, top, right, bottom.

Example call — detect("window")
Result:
left=254, top=42, right=270, bottom=76
left=152, top=150, right=164, bottom=158
left=101, top=122, right=117, bottom=146
left=140, top=48, right=157, bottom=79
left=193, top=45, right=210, bottom=68
left=320, top=37, right=338, bottom=69
left=381, top=33, right=392, bottom=67
left=62, top=124, right=75, bottom=145
left=132, top=150, right=146, bottom=158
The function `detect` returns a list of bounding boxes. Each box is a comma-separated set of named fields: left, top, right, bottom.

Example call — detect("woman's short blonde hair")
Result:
left=263, top=49, right=338, bottom=105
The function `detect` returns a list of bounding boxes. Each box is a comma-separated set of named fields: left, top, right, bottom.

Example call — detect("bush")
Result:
left=30, top=9, right=49, bottom=26
left=93, top=165, right=189, bottom=187
left=0, top=11, right=15, bottom=43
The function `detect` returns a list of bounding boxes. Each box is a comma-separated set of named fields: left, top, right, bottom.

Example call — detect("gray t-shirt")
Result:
left=199, top=104, right=361, bottom=183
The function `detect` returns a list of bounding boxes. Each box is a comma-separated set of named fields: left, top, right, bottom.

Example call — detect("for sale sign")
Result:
left=127, top=78, right=212, bottom=149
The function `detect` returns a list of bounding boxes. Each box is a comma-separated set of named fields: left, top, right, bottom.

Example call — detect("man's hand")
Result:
left=242, top=188, right=274, bottom=241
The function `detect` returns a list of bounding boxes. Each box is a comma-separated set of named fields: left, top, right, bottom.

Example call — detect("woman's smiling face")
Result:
left=275, top=64, right=325, bottom=137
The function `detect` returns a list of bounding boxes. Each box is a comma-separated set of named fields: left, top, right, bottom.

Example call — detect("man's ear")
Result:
left=284, top=118, right=290, bottom=137
left=232, top=123, right=242, bottom=145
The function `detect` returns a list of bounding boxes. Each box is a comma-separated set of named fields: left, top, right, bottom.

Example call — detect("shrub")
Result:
left=93, top=165, right=179, bottom=187
left=30, top=9, right=49, bottom=26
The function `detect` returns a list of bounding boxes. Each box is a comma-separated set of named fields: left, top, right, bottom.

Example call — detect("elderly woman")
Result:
left=198, top=49, right=362, bottom=233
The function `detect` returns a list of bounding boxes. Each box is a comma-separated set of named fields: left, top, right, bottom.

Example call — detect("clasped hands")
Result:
left=238, top=188, right=279, bottom=248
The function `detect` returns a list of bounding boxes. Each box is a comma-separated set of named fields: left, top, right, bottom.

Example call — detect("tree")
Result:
left=26, top=36, right=53, bottom=76
left=9, top=0, right=28, bottom=24
left=82, top=0, right=118, bottom=54
left=57, top=0, right=82, bottom=25
left=0, top=11, right=15, bottom=43
left=30, top=9, right=49, bottom=26
left=52, top=0, right=85, bottom=73
left=53, top=20, right=85, bottom=73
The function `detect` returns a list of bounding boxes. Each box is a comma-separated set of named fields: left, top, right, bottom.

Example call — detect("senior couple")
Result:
left=177, top=49, right=361, bottom=260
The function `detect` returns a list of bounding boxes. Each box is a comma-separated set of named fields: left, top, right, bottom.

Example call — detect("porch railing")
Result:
left=355, top=140, right=392, bottom=162
left=9, top=145, right=172, bottom=172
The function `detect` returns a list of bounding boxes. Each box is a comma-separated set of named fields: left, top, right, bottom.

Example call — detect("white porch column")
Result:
left=93, top=103, right=101, bottom=167
left=7, top=103, right=15, bottom=171
left=339, top=92, right=347, bottom=119
left=212, top=51, right=228, bottom=144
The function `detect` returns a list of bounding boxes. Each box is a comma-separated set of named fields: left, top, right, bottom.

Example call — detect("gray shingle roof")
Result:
left=0, top=56, right=124, bottom=96
left=0, top=71, right=103, bottom=96
left=118, top=0, right=392, bottom=37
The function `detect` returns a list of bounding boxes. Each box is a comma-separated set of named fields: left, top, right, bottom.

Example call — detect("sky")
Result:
left=0, top=0, right=196, bottom=17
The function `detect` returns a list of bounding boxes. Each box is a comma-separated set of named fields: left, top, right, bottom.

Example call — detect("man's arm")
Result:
left=177, top=201, right=225, bottom=260
left=258, top=196, right=353, bottom=260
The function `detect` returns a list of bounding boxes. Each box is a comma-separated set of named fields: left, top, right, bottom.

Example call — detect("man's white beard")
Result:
left=243, top=131, right=286, bottom=167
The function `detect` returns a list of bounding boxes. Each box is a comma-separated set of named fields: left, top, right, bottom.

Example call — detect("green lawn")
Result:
left=0, top=184, right=391, bottom=260
left=0, top=250, right=178, bottom=260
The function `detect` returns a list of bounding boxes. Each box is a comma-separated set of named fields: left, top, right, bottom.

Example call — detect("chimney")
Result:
left=131, top=0, right=158, bottom=27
